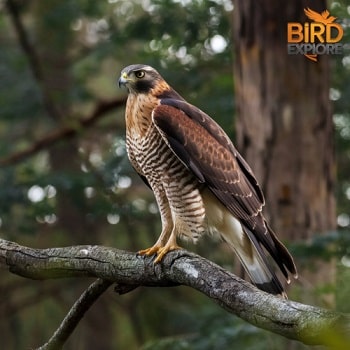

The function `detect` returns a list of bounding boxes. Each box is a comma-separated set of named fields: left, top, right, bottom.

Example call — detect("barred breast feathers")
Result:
left=126, top=92, right=160, bottom=138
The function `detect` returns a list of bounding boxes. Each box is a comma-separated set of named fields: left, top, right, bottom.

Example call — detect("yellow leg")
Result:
left=138, top=223, right=172, bottom=257
left=138, top=193, right=181, bottom=262
left=153, top=232, right=180, bottom=263
left=138, top=229, right=180, bottom=263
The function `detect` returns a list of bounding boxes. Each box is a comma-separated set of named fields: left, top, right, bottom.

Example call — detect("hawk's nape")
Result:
left=118, top=64, right=297, bottom=297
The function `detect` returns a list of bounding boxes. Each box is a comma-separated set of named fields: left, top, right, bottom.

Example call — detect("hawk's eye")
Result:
left=135, top=70, right=145, bottom=79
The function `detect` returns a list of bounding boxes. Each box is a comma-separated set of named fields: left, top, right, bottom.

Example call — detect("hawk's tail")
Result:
left=226, top=237, right=287, bottom=298
left=219, top=215, right=296, bottom=298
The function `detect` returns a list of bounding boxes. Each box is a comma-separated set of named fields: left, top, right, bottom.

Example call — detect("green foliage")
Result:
left=290, top=229, right=350, bottom=262
left=331, top=1, right=350, bottom=222
left=0, top=1, right=235, bottom=348
left=142, top=306, right=299, bottom=350
left=0, top=0, right=350, bottom=349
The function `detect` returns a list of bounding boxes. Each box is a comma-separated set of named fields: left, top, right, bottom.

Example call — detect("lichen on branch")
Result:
left=0, top=238, right=349, bottom=348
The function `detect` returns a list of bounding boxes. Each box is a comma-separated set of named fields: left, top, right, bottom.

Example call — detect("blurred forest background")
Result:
left=0, top=0, right=350, bottom=349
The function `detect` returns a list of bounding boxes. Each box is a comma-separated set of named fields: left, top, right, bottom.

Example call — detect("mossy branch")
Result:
left=0, top=238, right=349, bottom=349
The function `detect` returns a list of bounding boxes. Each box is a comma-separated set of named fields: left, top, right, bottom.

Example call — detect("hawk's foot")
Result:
left=138, top=243, right=181, bottom=263
left=153, top=243, right=180, bottom=263
left=138, top=245, right=162, bottom=257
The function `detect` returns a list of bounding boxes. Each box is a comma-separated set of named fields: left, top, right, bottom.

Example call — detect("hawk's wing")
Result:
left=152, top=98, right=265, bottom=222
left=153, top=98, right=296, bottom=279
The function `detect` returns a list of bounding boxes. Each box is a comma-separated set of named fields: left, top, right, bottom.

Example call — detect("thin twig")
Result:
left=5, top=0, right=61, bottom=120
left=4, top=1, right=127, bottom=167
left=0, top=98, right=126, bottom=167
left=36, top=279, right=113, bottom=350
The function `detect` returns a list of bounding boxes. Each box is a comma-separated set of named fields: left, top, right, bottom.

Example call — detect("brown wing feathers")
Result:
left=153, top=99, right=297, bottom=278
left=153, top=102, right=264, bottom=221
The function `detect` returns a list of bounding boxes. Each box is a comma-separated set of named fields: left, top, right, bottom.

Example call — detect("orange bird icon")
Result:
left=304, top=7, right=337, bottom=24
left=303, top=8, right=338, bottom=62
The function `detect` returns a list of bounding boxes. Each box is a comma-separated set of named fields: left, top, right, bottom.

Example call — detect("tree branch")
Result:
left=37, top=279, right=112, bottom=350
left=5, top=0, right=61, bottom=120
left=4, top=1, right=126, bottom=168
left=0, top=98, right=126, bottom=167
left=0, top=238, right=349, bottom=348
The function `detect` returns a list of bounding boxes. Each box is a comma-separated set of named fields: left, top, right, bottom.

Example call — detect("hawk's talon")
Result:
left=138, top=244, right=181, bottom=263
left=138, top=245, right=162, bottom=257
left=153, top=244, right=180, bottom=263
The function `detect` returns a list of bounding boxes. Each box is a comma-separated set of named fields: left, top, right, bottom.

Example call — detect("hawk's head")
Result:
left=118, top=64, right=163, bottom=94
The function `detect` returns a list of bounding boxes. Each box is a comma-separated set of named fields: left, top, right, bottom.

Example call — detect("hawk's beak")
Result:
left=118, top=72, right=129, bottom=88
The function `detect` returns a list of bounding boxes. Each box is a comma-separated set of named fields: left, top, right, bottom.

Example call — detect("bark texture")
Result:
left=0, top=238, right=349, bottom=348
left=233, top=0, right=336, bottom=240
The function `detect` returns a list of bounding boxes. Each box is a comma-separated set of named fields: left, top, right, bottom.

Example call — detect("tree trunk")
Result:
left=232, top=0, right=336, bottom=241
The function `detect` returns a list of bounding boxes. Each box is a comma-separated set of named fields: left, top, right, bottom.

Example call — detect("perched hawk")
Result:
left=118, top=64, right=297, bottom=297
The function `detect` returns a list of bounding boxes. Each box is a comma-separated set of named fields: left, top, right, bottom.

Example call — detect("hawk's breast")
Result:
left=126, top=99, right=206, bottom=241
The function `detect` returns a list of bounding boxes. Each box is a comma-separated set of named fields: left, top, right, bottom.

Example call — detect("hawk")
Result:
left=118, top=64, right=297, bottom=297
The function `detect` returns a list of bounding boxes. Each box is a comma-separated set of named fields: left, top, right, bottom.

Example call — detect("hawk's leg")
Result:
left=138, top=229, right=180, bottom=263
left=138, top=191, right=180, bottom=262
left=154, top=230, right=180, bottom=263
left=138, top=225, right=172, bottom=257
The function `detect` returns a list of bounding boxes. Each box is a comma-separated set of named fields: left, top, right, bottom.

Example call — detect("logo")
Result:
left=287, top=7, right=344, bottom=62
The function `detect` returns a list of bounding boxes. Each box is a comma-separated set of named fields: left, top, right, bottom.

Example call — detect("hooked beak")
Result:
left=118, top=71, right=129, bottom=88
